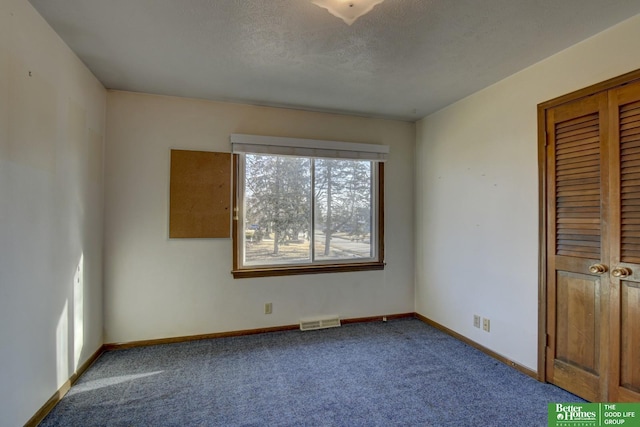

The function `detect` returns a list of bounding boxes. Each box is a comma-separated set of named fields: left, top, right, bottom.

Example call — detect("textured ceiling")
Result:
left=29, top=0, right=640, bottom=121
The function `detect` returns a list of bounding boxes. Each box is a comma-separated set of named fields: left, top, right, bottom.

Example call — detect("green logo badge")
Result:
left=549, top=403, right=640, bottom=427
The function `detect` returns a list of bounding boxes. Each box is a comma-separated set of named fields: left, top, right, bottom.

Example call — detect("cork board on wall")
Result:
left=170, top=150, right=231, bottom=238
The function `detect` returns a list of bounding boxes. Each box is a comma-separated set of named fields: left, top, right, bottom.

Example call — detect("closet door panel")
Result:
left=608, top=81, right=640, bottom=402
left=546, top=93, right=610, bottom=402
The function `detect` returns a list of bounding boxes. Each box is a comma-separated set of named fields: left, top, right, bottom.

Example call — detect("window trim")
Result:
left=231, top=154, right=385, bottom=279
left=230, top=133, right=389, bottom=161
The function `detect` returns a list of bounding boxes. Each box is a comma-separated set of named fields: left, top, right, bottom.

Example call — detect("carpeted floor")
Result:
left=40, top=318, right=583, bottom=426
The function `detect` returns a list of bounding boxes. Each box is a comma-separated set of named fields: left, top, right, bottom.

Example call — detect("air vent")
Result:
left=299, top=315, right=341, bottom=331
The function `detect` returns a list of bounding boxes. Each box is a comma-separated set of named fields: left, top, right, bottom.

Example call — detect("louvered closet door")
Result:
left=608, top=80, right=640, bottom=402
left=546, top=92, right=611, bottom=402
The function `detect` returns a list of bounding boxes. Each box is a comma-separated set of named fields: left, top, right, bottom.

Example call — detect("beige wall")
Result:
left=415, top=14, right=640, bottom=371
left=103, top=91, right=415, bottom=343
left=0, top=0, right=107, bottom=425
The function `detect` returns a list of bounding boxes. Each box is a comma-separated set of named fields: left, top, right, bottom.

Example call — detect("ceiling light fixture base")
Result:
left=311, top=0, right=386, bottom=25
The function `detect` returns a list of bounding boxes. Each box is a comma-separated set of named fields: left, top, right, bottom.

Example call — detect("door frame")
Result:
left=537, top=68, right=640, bottom=383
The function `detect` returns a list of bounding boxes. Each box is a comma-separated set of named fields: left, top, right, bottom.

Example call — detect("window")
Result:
left=231, top=134, right=387, bottom=278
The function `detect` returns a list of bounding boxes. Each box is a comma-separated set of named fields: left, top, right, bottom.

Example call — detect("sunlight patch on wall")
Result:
left=73, top=253, right=84, bottom=370
left=56, top=300, right=69, bottom=387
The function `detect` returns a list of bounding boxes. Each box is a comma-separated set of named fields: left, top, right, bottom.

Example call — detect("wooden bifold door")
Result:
left=541, top=75, right=640, bottom=402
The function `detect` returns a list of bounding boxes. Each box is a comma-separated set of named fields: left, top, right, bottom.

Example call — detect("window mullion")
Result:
left=370, top=162, right=375, bottom=259
left=310, top=159, right=316, bottom=262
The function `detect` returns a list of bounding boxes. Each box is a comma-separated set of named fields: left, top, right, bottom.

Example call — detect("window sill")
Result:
left=231, top=261, right=385, bottom=279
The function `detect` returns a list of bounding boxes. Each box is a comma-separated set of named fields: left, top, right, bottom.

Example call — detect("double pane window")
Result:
left=231, top=135, right=386, bottom=278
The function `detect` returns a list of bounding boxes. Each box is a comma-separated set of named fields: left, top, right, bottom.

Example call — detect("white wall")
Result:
left=415, top=14, right=640, bottom=371
left=104, top=91, right=415, bottom=343
left=0, top=0, right=106, bottom=425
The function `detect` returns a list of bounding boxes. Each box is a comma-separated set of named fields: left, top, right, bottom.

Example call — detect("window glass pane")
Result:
left=243, top=154, right=311, bottom=265
left=314, top=159, right=373, bottom=261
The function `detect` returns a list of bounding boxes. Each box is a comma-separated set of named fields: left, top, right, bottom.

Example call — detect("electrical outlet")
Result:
left=483, top=318, right=490, bottom=332
left=265, top=303, right=272, bottom=314
left=473, top=315, right=481, bottom=329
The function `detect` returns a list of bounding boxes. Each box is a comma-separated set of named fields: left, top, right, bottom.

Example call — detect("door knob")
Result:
left=588, top=264, right=608, bottom=274
left=612, top=267, right=632, bottom=278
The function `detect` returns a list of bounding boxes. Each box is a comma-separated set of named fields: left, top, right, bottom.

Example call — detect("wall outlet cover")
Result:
left=482, top=318, right=490, bottom=332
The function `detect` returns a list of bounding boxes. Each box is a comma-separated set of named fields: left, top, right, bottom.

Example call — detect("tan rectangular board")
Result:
left=170, top=150, right=231, bottom=238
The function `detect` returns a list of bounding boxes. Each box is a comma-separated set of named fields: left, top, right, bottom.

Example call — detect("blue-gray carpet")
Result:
left=40, top=319, right=583, bottom=426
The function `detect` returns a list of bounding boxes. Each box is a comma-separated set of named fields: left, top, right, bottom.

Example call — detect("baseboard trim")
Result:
left=414, top=313, right=538, bottom=379
left=341, top=312, right=415, bottom=325
left=105, top=312, right=416, bottom=351
left=104, top=324, right=299, bottom=350
left=24, top=345, right=105, bottom=427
